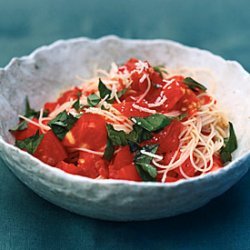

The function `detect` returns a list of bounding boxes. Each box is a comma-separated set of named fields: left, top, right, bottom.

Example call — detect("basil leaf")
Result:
left=128, top=141, right=141, bottom=152
left=48, top=111, right=78, bottom=140
left=220, top=122, right=237, bottom=163
left=134, top=144, right=158, bottom=181
left=132, top=114, right=172, bottom=132
left=25, top=97, right=40, bottom=118
left=183, top=77, right=207, bottom=92
left=9, top=120, right=28, bottom=132
left=176, top=113, right=187, bottom=121
left=73, top=98, right=81, bottom=111
left=10, top=97, right=42, bottom=132
left=117, top=88, right=128, bottom=98
left=127, top=125, right=152, bottom=144
left=106, top=124, right=128, bottom=146
left=15, top=130, right=44, bottom=154
left=108, top=88, right=128, bottom=104
left=87, top=94, right=101, bottom=107
left=153, top=65, right=168, bottom=78
left=98, top=78, right=112, bottom=99
left=103, top=138, right=115, bottom=161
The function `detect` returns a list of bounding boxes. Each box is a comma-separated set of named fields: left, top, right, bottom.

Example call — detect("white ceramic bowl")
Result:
left=0, top=36, right=250, bottom=221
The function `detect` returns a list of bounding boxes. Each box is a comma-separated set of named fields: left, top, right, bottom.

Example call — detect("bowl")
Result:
left=0, top=36, right=250, bottom=221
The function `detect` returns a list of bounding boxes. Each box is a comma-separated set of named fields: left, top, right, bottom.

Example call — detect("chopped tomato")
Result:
left=109, top=163, right=141, bottom=181
left=44, top=102, right=58, bottom=114
left=111, top=146, right=134, bottom=169
left=56, top=161, right=83, bottom=175
left=109, top=146, right=141, bottom=181
left=210, top=155, right=223, bottom=172
left=62, top=113, right=107, bottom=150
left=113, top=101, right=150, bottom=118
left=33, top=130, right=68, bottom=166
left=12, top=118, right=39, bottom=140
left=150, top=120, right=184, bottom=154
left=156, top=169, right=180, bottom=183
left=77, top=152, right=108, bottom=178
left=177, top=158, right=196, bottom=178
left=162, top=78, right=187, bottom=111
left=57, top=87, right=81, bottom=105
left=175, top=88, right=200, bottom=115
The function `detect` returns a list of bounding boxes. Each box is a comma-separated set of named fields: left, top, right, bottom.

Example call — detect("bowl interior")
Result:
left=0, top=36, right=250, bottom=160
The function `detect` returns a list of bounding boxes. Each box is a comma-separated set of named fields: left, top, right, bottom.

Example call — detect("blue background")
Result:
left=0, top=0, right=250, bottom=249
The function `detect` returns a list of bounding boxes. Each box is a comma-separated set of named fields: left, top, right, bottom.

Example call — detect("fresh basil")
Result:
left=103, top=138, right=115, bottom=161
left=106, top=124, right=128, bottom=146
left=104, top=123, right=153, bottom=158
left=87, top=94, right=101, bottom=107
left=220, top=122, right=238, bottom=163
left=183, top=77, right=207, bottom=92
left=48, top=111, right=78, bottom=140
left=117, top=88, right=128, bottom=98
left=72, top=98, right=81, bottom=111
left=98, top=78, right=112, bottom=99
left=10, top=120, right=28, bottom=132
left=131, top=114, right=172, bottom=132
left=127, top=125, right=152, bottom=144
left=24, top=97, right=41, bottom=118
left=10, top=97, right=42, bottom=132
left=15, top=130, right=44, bottom=154
left=153, top=65, right=168, bottom=78
left=134, top=144, right=158, bottom=181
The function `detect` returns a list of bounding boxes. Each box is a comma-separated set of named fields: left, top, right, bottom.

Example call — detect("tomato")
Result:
left=109, top=146, right=141, bottom=181
left=175, top=88, right=200, bottom=115
left=33, top=130, right=68, bottom=166
left=177, top=158, right=196, bottom=178
left=109, top=163, right=141, bottom=181
left=113, top=101, right=149, bottom=118
left=62, top=113, right=107, bottom=150
left=111, top=146, right=134, bottom=169
left=44, top=102, right=58, bottom=114
left=210, top=155, right=223, bottom=172
left=56, top=161, right=83, bottom=175
left=156, top=169, right=179, bottom=183
left=12, top=118, right=39, bottom=141
left=122, top=58, right=139, bottom=72
left=57, top=87, right=81, bottom=105
left=150, top=120, right=184, bottom=154
left=161, top=78, right=186, bottom=111
left=77, top=152, right=108, bottom=178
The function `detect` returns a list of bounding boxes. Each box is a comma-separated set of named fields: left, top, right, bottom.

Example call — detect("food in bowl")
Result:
left=10, top=58, right=237, bottom=183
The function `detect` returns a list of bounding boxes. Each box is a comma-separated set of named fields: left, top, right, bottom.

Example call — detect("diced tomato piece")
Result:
left=56, top=161, right=83, bottom=175
left=175, top=88, right=200, bottom=115
left=62, top=113, right=107, bottom=150
left=210, top=155, right=223, bottom=172
left=108, top=146, right=141, bottom=181
left=109, top=163, right=141, bottom=181
left=156, top=168, right=179, bottom=183
left=77, top=152, right=108, bottom=178
left=33, top=130, right=68, bottom=166
left=149, top=70, right=164, bottom=84
left=111, top=146, right=134, bottom=169
left=162, top=78, right=186, bottom=111
left=44, top=102, right=58, bottom=114
left=122, top=58, right=140, bottom=72
left=57, top=87, right=81, bottom=105
left=150, top=120, right=184, bottom=154
left=113, top=101, right=149, bottom=118
left=177, top=158, right=196, bottom=178
left=11, top=118, right=39, bottom=141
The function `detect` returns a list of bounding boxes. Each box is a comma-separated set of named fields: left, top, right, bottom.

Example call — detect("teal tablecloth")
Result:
left=1, top=0, right=250, bottom=249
